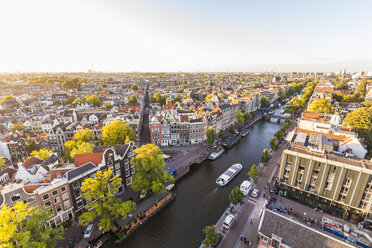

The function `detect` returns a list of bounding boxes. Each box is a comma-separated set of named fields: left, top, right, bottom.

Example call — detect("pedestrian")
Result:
left=240, top=235, right=243, bottom=241
left=250, top=218, right=253, bottom=224
left=244, top=237, right=247, bottom=243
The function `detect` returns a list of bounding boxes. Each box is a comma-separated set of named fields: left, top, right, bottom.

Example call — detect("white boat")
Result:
left=208, top=148, right=225, bottom=160
left=216, top=164, right=243, bottom=187
left=240, top=179, right=252, bottom=196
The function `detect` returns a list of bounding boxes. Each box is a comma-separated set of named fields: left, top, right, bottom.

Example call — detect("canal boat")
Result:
left=241, top=130, right=249, bottom=137
left=222, top=135, right=241, bottom=150
left=208, top=148, right=225, bottom=160
left=216, top=163, right=243, bottom=186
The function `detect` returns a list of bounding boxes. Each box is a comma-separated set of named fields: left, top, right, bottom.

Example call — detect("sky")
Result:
left=0, top=0, right=372, bottom=72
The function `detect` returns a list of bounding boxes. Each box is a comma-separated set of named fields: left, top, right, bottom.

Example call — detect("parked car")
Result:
left=93, top=237, right=108, bottom=248
left=83, top=224, right=94, bottom=239
left=251, top=188, right=259, bottom=198
left=222, top=214, right=236, bottom=230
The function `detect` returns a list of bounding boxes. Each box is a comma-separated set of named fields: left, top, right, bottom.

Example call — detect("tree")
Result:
left=172, top=96, right=181, bottom=103
left=260, top=149, right=270, bottom=163
left=130, top=144, right=174, bottom=194
left=0, top=201, right=64, bottom=248
left=65, top=140, right=93, bottom=159
left=25, top=137, right=40, bottom=156
left=30, top=149, right=53, bottom=160
left=269, top=136, right=278, bottom=150
left=10, top=123, right=26, bottom=133
left=218, top=130, right=224, bottom=140
left=201, top=225, right=219, bottom=247
left=73, top=128, right=94, bottom=142
left=85, top=94, right=101, bottom=107
left=63, top=96, right=75, bottom=105
left=248, top=164, right=260, bottom=179
left=284, top=96, right=303, bottom=114
left=308, top=99, right=334, bottom=114
left=72, top=98, right=83, bottom=104
left=229, top=124, right=235, bottom=134
left=243, top=112, right=252, bottom=122
left=206, top=126, right=216, bottom=145
left=0, top=95, right=15, bottom=104
left=261, top=96, right=270, bottom=108
left=205, top=94, right=212, bottom=101
left=0, top=156, right=7, bottom=170
left=79, top=168, right=136, bottom=232
left=53, top=99, right=62, bottom=105
left=237, top=111, right=244, bottom=126
left=101, top=120, right=136, bottom=145
left=229, top=187, right=245, bottom=205
left=128, top=94, right=137, bottom=103
left=130, top=84, right=138, bottom=90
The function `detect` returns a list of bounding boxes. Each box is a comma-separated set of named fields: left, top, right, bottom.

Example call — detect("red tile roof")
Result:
left=50, top=168, right=72, bottom=180
left=75, top=152, right=103, bottom=167
left=23, top=184, right=41, bottom=194
left=22, top=157, right=42, bottom=169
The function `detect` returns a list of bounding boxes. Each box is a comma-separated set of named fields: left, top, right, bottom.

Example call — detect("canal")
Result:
left=112, top=120, right=282, bottom=248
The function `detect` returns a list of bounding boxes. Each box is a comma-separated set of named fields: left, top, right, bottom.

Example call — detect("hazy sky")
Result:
left=1, top=0, right=372, bottom=72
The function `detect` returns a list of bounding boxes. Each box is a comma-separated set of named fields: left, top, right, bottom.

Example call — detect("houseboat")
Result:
left=216, top=163, right=243, bottom=187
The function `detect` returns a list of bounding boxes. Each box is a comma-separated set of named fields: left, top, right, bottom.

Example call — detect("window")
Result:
left=43, top=194, right=50, bottom=201
left=126, top=170, right=130, bottom=177
left=126, top=177, right=132, bottom=186
left=64, top=200, right=71, bottom=209
left=52, top=190, right=58, bottom=196
left=125, top=163, right=130, bottom=170
left=60, top=186, right=66, bottom=193
left=77, top=199, right=83, bottom=208
left=27, top=197, right=35, bottom=203
left=72, top=182, right=79, bottom=190
left=45, top=201, right=51, bottom=207
left=62, top=192, right=69, bottom=200
left=56, top=205, right=62, bottom=213
left=54, top=197, right=61, bottom=204
left=115, top=163, right=120, bottom=170
left=131, top=167, right=135, bottom=174
left=11, top=194, right=21, bottom=202
left=74, top=189, right=81, bottom=199
left=116, top=169, right=121, bottom=176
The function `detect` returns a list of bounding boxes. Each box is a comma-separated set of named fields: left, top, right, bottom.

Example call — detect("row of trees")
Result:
left=269, top=117, right=291, bottom=151
left=0, top=95, right=15, bottom=104
left=334, top=79, right=369, bottom=102
left=284, top=78, right=318, bottom=114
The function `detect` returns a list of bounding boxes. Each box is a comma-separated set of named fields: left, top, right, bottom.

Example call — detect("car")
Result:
left=222, top=214, right=236, bottom=230
left=83, top=224, right=94, bottom=239
left=251, top=188, right=259, bottom=198
left=93, top=237, right=108, bottom=248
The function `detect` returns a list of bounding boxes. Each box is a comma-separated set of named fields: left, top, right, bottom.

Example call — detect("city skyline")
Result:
left=1, top=0, right=372, bottom=72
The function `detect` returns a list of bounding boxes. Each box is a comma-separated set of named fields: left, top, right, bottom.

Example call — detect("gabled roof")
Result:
left=50, top=168, right=72, bottom=180
left=93, top=144, right=130, bottom=156
left=65, top=162, right=97, bottom=180
left=75, top=153, right=103, bottom=167
left=22, top=157, right=42, bottom=169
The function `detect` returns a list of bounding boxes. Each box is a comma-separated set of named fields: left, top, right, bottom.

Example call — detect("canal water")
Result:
left=110, top=120, right=282, bottom=248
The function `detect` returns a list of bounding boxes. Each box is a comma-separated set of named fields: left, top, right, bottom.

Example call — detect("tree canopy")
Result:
left=101, top=120, right=136, bottom=145
left=201, top=225, right=219, bottom=246
left=308, top=99, right=334, bottom=114
left=25, top=137, right=40, bottom=156
left=229, top=187, right=245, bottom=205
left=85, top=94, right=101, bottom=107
left=0, top=157, right=7, bottom=170
left=237, top=111, right=244, bottom=126
left=79, top=168, right=136, bottom=232
left=261, top=96, right=270, bottom=108
left=0, top=201, right=64, bottom=248
left=0, top=95, right=15, bottom=104
left=243, top=112, right=252, bottom=122
left=130, top=84, right=138, bottom=90
left=74, top=128, right=94, bottom=142
left=11, top=123, right=26, bottom=133
left=30, top=149, right=53, bottom=160
left=206, top=126, right=216, bottom=145
left=248, top=164, right=260, bottom=179
left=260, top=149, right=270, bottom=163
left=130, top=144, right=174, bottom=194
left=128, top=94, right=137, bottom=103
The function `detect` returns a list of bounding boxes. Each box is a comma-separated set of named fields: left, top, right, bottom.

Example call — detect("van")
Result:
left=223, top=214, right=235, bottom=230
left=240, top=180, right=252, bottom=196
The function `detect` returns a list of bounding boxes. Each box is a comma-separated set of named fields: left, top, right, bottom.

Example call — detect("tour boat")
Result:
left=216, top=163, right=243, bottom=187
left=208, top=148, right=225, bottom=160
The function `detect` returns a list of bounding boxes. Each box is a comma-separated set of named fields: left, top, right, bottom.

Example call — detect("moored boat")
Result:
left=208, top=148, right=225, bottom=160
left=216, top=163, right=243, bottom=186
left=241, top=130, right=249, bottom=137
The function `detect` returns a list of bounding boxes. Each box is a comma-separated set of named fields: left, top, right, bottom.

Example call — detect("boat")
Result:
left=222, top=135, right=241, bottom=150
left=208, top=148, right=225, bottom=160
left=241, top=130, right=249, bottom=137
left=216, top=164, right=243, bottom=186
left=240, top=179, right=252, bottom=196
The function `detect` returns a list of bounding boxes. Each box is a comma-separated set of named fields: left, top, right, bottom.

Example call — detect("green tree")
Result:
left=0, top=95, right=15, bottom=104
left=229, top=187, right=245, bottom=205
left=206, top=126, right=216, bottom=145
left=0, top=201, right=64, bottom=248
left=65, top=140, right=93, bottom=159
left=63, top=96, right=75, bottom=105
left=130, top=144, right=174, bottom=194
left=260, top=149, right=270, bottom=163
left=229, top=125, right=235, bottom=134
left=129, top=94, right=137, bottom=103
left=205, top=94, right=212, bottom=101
left=284, top=96, right=303, bottom=114
left=53, top=99, right=62, bottom=106
left=72, top=98, right=83, bottom=104
left=248, top=164, right=260, bottom=179
left=218, top=130, right=224, bottom=140
left=0, top=156, right=7, bottom=170
left=130, top=84, right=138, bottom=90
left=308, top=99, right=334, bottom=114
left=74, top=128, right=94, bottom=142
left=79, top=168, right=136, bottom=232
left=243, top=112, right=252, bottom=122
left=237, top=111, right=244, bottom=126
left=261, top=96, right=270, bottom=108
left=269, top=136, right=278, bottom=150
left=30, top=149, right=53, bottom=160
left=85, top=94, right=101, bottom=107
left=11, top=123, right=27, bottom=134
left=172, top=96, right=181, bottom=103
left=25, top=137, right=40, bottom=156
left=101, top=120, right=136, bottom=145
left=201, top=225, right=219, bottom=247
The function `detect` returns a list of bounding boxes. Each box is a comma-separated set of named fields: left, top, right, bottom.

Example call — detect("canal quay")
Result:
left=106, top=120, right=282, bottom=248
